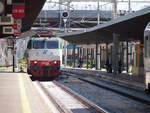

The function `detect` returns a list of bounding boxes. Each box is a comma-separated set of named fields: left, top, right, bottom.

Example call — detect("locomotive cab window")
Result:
left=27, top=40, right=32, bottom=49
left=46, top=41, right=59, bottom=49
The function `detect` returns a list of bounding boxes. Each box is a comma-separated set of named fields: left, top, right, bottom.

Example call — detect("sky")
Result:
left=43, top=0, right=150, bottom=11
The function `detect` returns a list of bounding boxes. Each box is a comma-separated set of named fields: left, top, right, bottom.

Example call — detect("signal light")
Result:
left=62, top=11, right=69, bottom=18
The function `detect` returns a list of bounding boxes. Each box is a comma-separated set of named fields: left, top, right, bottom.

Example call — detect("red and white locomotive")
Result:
left=27, top=37, right=62, bottom=78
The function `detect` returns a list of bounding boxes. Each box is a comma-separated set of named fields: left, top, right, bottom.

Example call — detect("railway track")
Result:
left=62, top=71, right=150, bottom=105
left=35, top=81, right=108, bottom=113
left=62, top=69, right=145, bottom=91
left=56, top=72, right=150, bottom=113
left=78, top=77, right=150, bottom=105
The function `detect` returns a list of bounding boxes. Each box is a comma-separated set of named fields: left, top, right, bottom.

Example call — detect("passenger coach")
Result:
left=144, top=23, right=150, bottom=92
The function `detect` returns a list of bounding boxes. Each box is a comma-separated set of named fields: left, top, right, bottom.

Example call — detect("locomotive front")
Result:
left=27, top=38, right=62, bottom=78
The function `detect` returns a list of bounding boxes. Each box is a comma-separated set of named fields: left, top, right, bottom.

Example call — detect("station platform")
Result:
left=62, top=68, right=145, bottom=91
left=0, top=72, right=51, bottom=113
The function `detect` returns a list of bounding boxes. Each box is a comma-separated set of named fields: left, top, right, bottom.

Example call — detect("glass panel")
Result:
left=27, top=40, right=32, bottom=49
left=59, top=40, right=62, bottom=49
left=145, top=36, right=148, bottom=58
left=46, top=41, right=59, bottom=49
left=33, top=40, right=45, bottom=49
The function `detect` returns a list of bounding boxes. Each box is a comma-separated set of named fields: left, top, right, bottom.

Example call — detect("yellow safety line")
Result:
left=19, top=75, right=32, bottom=113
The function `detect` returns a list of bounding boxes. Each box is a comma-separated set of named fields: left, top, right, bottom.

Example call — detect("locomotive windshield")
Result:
left=46, top=41, right=59, bottom=49
left=27, top=39, right=60, bottom=49
left=33, top=40, right=45, bottom=49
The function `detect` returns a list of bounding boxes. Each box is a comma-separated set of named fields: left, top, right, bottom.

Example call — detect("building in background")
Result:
left=0, top=39, right=12, bottom=66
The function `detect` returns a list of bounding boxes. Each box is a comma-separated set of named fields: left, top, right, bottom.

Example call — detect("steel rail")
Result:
left=78, top=77, right=150, bottom=105
left=53, top=80, right=109, bottom=113
left=37, top=82, right=73, bottom=113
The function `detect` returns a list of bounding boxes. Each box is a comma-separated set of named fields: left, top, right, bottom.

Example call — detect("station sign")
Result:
left=14, top=30, right=21, bottom=36
left=12, top=0, right=25, bottom=3
left=3, top=26, right=14, bottom=34
left=12, top=4, right=25, bottom=18
left=13, top=19, right=22, bottom=36
left=0, top=16, right=14, bottom=25
left=13, top=19, right=22, bottom=29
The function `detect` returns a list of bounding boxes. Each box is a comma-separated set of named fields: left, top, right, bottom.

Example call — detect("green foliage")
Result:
left=18, top=59, right=27, bottom=64
left=23, top=49, right=28, bottom=59
left=0, top=65, right=5, bottom=67
left=86, top=61, right=95, bottom=68
left=18, top=58, right=27, bottom=72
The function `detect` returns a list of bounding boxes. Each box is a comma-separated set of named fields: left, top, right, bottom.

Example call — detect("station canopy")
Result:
left=22, top=0, right=46, bottom=32
left=60, top=0, right=112, bottom=2
left=0, top=0, right=46, bottom=38
left=59, top=7, right=150, bottom=44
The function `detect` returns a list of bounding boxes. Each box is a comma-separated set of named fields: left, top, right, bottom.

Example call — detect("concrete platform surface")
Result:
left=0, top=73, right=51, bottom=113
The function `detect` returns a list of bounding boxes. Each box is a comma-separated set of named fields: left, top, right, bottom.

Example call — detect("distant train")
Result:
left=27, top=37, right=62, bottom=78
left=144, top=23, right=150, bottom=92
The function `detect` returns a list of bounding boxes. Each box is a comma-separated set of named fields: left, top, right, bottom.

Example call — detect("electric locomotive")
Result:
left=27, top=36, right=62, bottom=78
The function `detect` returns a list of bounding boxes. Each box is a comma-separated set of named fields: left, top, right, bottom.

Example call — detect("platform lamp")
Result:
left=0, top=0, right=5, bottom=16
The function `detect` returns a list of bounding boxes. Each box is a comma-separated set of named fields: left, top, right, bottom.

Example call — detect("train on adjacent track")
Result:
left=27, top=36, right=62, bottom=78
left=144, top=23, right=150, bottom=93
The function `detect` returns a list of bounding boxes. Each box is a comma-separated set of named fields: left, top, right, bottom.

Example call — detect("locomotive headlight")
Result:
left=34, top=61, right=38, bottom=64
left=54, top=61, right=57, bottom=64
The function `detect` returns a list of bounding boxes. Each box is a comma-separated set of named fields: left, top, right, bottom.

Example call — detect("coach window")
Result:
left=145, top=36, right=149, bottom=58
left=46, top=41, right=58, bottom=49
left=149, top=36, right=150, bottom=58
left=33, top=40, right=45, bottom=49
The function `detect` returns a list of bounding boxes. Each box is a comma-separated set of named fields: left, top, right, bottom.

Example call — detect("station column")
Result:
left=86, top=48, right=89, bottom=69
left=95, top=43, right=98, bottom=70
left=12, top=39, right=16, bottom=72
left=72, top=45, right=76, bottom=68
left=95, top=43, right=101, bottom=70
left=112, top=33, right=119, bottom=74
left=126, top=41, right=129, bottom=73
